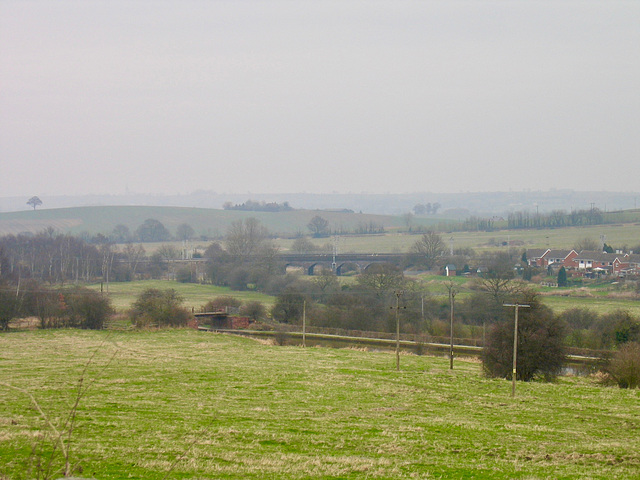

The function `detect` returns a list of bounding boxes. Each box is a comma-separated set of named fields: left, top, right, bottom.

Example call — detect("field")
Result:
left=85, top=280, right=276, bottom=312
left=277, top=223, right=640, bottom=255
left=0, top=206, right=419, bottom=239
left=1, top=330, right=639, bottom=479
left=539, top=292, right=640, bottom=316
left=84, top=277, right=640, bottom=318
left=4, top=205, right=640, bottom=255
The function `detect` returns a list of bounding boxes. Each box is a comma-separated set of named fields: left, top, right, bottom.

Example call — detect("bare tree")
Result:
left=574, top=237, right=599, bottom=252
left=313, top=269, right=340, bottom=293
left=477, top=252, right=524, bottom=304
left=123, top=243, right=145, bottom=278
left=291, top=237, right=317, bottom=254
left=157, top=244, right=180, bottom=262
left=410, top=231, right=445, bottom=269
left=225, top=218, right=269, bottom=259
left=176, top=223, right=195, bottom=241
left=307, top=215, right=330, bottom=237
left=356, top=263, right=404, bottom=298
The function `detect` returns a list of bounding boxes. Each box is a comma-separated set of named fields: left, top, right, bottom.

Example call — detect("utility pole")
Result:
left=302, top=300, right=306, bottom=348
left=392, top=291, right=405, bottom=371
left=332, top=236, right=338, bottom=272
left=447, top=282, right=458, bottom=370
left=503, top=303, right=530, bottom=397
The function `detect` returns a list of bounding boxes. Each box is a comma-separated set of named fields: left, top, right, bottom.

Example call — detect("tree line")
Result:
left=222, top=200, right=294, bottom=212
left=506, top=208, right=605, bottom=229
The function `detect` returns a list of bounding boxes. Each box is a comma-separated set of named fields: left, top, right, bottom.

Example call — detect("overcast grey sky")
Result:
left=1, top=1, right=638, bottom=198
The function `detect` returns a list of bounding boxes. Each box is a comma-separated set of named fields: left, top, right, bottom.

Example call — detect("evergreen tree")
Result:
left=557, top=266, right=568, bottom=287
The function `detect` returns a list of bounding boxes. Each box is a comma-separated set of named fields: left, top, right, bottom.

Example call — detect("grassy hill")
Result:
left=0, top=205, right=427, bottom=238
left=3, top=206, right=640, bottom=257
left=1, top=329, right=639, bottom=479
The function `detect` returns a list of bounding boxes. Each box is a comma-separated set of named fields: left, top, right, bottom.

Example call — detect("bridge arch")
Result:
left=335, top=262, right=360, bottom=276
left=307, top=262, right=333, bottom=276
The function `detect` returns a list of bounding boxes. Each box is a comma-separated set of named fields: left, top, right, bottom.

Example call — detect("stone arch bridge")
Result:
left=278, top=253, right=405, bottom=276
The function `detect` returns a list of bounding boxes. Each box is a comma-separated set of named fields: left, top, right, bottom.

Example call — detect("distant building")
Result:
left=444, top=264, right=457, bottom=277
left=526, top=249, right=577, bottom=268
left=573, top=251, right=640, bottom=276
left=526, top=249, right=550, bottom=267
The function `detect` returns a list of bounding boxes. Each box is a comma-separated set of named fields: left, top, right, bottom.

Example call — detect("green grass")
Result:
left=85, top=277, right=640, bottom=319
left=276, top=224, right=640, bottom=254
left=540, top=294, right=640, bottom=316
left=1, top=330, right=639, bottom=479
left=85, top=280, right=276, bottom=312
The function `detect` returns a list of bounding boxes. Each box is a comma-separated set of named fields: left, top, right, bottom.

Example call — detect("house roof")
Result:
left=545, top=249, right=577, bottom=259
left=526, top=248, right=550, bottom=259
left=625, top=254, right=640, bottom=265
left=575, top=251, right=625, bottom=262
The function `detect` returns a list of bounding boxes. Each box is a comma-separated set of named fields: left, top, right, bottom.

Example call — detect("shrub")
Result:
left=559, top=308, right=599, bottom=330
left=26, top=288, right=68, bottom=329
left=606, top=342, right=640, bottom=389
left=0, top=286, right=20, bottom=330
left=239, top=300, right=266, bottom=321
left=483, top=292, right=567, bottom=381
left=203, top=295, right=242, bottom=313
left=64, top=287, right=114, bottom=330
left=595, top=310, right=640, bottom=349
left=271, top=288, right=305, bottom=324
left=129, top=288, right=191, bottom=328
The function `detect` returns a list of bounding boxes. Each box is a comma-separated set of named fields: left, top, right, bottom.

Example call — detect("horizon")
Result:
left=2, top=189, right=639, bottom=217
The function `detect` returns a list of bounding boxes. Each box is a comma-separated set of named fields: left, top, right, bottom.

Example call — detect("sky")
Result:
left=1, top=1, right=639, bottom=198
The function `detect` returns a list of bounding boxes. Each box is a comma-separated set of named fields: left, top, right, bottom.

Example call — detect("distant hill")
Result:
left=1, top=190, right=639, bottom=216
left=0, top=205, right=439, bottom=238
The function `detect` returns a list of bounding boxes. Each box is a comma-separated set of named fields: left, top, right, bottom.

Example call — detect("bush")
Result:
left=0, top=286, right=20, bottom=330
left=129, top=288, right=191, bottom=328
left=24, top=287, right=68, bottom=329
left=239, top=300, right=266, bottom=321
left=271, top=288, right=305, bottom=324
left=483, top=292, right=567, bottom=381
left=64, top=287, right=114, bottom=330
left=203, top=296, right=242, bottom=312
left=596, top=310, right=640, bottom=349
left=606, top=342, right=640, bottom=389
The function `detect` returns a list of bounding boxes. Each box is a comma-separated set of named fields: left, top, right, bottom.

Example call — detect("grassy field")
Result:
left=0, top=206, right=425, bottom=239
left=275, top=223, right=640, bottom=256
left=84, top=277, right=640, bottom=318
left=1, top=330, right=639, bottom=479
left=85, top=280, right=276, bottom=312
left=540, top=293, right=640, bottom=316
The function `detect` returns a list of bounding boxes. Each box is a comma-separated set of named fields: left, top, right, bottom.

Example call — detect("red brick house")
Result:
left=526, top=249, right=577, bottom=268
left=526, top=249, right=550, bottom=267
left=545, top=249, right=579, bottom=268
left=574, top=251, right=634, bottom=275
